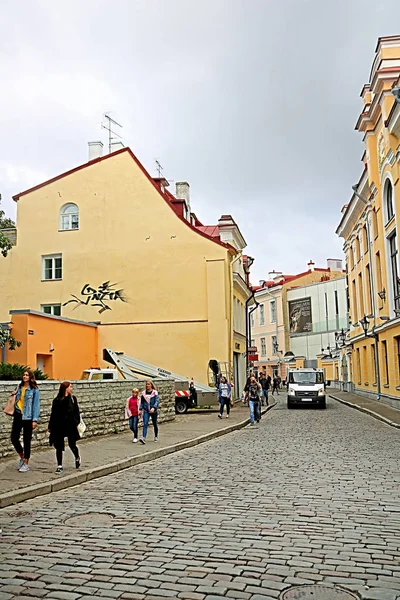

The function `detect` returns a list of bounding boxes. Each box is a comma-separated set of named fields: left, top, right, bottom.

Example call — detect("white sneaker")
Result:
left=139, top=437, right=146, bottom=445
left=19, top=463, right=30, bottom=472
left=154, top=437, right=158, bottom=442
left=133, top=438, right=138, bottom=443
left=226, top=415, right=229, bottom=418
left=17, top=458, right=24, bottom=470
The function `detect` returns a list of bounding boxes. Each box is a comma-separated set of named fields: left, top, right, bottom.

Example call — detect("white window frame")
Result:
left=259, top=304, right=265, bottom=326
left=270, top=299, right=276, bottom=323
left=250, top=312, right=255, bottom=328
left=382, top=175, right=396, bottom=226
left=261, top=337, right=266, bottom=356
left=41, top=304, right=61, bottom=316
left=59, top=203, right=79, bottom=231
left=42, top=254, right=62, bottom=281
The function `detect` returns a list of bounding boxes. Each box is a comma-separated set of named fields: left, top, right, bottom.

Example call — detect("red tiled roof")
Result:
left=13, top=147, right=234, bottom=253
left=196, top=225, right=220, bottom=238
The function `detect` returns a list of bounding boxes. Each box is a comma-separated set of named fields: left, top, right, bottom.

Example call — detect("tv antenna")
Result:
left=102, top=113, right=123, bottom=153
left=155, top=159, right=164, bottom=177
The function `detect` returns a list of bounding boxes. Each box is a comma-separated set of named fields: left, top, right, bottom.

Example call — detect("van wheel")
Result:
left=287, top=400, right=294, bottom=409
left=319, top=399, right=326, bottom=409
left=175, top=399, right=188, bottom=414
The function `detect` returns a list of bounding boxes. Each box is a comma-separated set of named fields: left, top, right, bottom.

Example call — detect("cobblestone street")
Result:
left=1, top=399, right=400, bottom=600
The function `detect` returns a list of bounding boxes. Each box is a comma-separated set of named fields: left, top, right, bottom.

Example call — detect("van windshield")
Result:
left=289, top=372, right=324, bottom=384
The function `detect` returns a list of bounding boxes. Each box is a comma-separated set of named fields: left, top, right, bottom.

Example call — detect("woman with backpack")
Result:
left=48, top=381, right=81, bottom=473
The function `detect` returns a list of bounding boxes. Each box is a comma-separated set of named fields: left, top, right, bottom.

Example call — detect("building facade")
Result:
left=336, top=36, right=400, bottom=407
left=287, top=276, right=348, bottom=361
left=0, top=145, right=252, bottom=393
left=251, top=260, right=345, bottom=379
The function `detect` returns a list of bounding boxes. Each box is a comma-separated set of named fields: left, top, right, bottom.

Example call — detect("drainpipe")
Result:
left=246, top=292, right=259, bottom=374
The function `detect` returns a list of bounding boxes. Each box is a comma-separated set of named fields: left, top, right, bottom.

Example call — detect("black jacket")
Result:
left=49, top=394, right=80, bottom=447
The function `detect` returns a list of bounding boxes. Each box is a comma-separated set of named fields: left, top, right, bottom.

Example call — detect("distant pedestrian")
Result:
left=260, top=373, right=269, bottom=406
left=266, top=374, right=272, bottom=390
left=10, top=369, right=40, bottom=473
left=126, top=388, right=141, bottom=443
left=139, top=381, right=159, bottom=444
left=48, top=381, right=81, bottom=474
left=272, top=376, right=279, bottom=395
left=218, top=376, right=232, bottom=419
left=245, top=377, right=262, bottom=425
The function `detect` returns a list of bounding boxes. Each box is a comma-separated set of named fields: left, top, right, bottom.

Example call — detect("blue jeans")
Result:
left=249, top=400, right=261, bottom=423
left=219, top=397, right=230, bottom=416
left=129, top=416, right=139, bottom=438
left=262, top=390, right=269, bottom=406
left=142, top=411, right=159, bottom=438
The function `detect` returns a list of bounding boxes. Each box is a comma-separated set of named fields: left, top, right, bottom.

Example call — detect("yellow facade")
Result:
left=337, top=36, right=400, bottom=406
left=0, top=148, right=251, bottom=388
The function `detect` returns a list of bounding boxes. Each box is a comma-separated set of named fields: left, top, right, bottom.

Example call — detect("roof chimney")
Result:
left=327, top=258, right=343, bottom=271
left=308, top=260, right=315, bottom=272
left=175, top=182, right=191, bottom=215
left=110, top=141, right=124, bottom=153
left=88, top=141, right=104, bottom=161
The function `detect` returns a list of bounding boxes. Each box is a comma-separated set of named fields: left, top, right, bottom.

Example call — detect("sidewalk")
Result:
left=329, top=388, right=400, bottom=428
left=0, top=403, right=275, bottom=509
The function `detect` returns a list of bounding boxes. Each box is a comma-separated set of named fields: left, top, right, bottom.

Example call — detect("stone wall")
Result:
left=0, top=378, right=175, bottom=459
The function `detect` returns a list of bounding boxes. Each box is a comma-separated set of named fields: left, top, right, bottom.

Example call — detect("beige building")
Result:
left=251, top=261, right=345, bottom=378
left=0, top=145, right=252, bottom=392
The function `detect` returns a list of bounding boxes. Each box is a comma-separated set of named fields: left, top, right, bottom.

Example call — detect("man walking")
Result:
left=260, top=373, right=269, bottom=406
left=272, top=375, right=279, bottom=395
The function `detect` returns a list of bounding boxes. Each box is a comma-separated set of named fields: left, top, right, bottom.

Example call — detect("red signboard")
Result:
left=248, top=354, right=258, bottom=362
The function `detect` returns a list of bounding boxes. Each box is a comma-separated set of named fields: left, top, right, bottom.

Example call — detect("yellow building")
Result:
left=0, top=145, right=252, bottom=392
left=336, top=36, right=400, bottom=406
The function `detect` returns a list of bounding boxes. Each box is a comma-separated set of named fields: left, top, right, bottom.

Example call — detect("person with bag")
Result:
left=125, top=388, right=141, bottom=443
left=218, top=376, right=232, bottom=419
left=8, top=369, right=40, bottom=472
left=245, top=376, right=262, bottom=425
left=139, top=380, right=159, bottom=444
left=48, top=381, right=81, bottom=474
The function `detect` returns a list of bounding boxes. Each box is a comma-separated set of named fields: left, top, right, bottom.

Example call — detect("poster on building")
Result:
left=289, top=297, right=312, bottom=334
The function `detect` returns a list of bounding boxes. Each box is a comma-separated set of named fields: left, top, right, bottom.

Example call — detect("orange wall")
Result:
left=6, top=312, right=98, bottom=380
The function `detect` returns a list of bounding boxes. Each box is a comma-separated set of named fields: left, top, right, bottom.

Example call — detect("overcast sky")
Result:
left=1, top=1, right=399, bottom=282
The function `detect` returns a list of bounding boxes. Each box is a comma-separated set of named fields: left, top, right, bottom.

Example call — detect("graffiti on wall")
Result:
left=63, top=282, right=127, bottom=314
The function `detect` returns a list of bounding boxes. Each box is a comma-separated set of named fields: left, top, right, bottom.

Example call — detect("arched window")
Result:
left=385, top=180, right=394, bottom=223
left=60, top=203, right=79, bottom=230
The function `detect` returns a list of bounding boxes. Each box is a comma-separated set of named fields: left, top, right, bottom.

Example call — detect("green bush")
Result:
left=0, top=363, right=49, bottom=381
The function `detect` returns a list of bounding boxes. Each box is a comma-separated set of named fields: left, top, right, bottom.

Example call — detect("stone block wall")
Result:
left=0, top=378, right=175, bottom=459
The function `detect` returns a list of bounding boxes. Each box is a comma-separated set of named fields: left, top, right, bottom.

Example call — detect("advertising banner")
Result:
left=289, top=297, right=312, bottom=334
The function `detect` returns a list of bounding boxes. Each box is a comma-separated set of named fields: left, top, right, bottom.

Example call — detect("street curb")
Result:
left=329, top=394, right=400, bottom=430
left=0, top=403, right=276, bottom=510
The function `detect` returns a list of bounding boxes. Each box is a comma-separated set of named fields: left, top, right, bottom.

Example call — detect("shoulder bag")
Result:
left=3, top=390, right=17, bottom=416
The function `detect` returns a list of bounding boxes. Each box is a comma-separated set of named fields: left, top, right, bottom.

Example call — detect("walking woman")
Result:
left=218, top=376, right=232, bottom=419
left=10, top=369, right=40, bottom=472
left=48, top=381, right=81, bottom=474
left=139, top=380, right=159, bottom=444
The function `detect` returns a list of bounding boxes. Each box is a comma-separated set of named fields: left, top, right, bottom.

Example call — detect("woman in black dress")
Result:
left=48, top=381, right=81, bottom=474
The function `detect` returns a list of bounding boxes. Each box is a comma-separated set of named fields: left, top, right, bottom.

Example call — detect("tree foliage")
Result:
left=0, top=198, right=15, bottom=258
left=0, top=328, right=21, bottom=351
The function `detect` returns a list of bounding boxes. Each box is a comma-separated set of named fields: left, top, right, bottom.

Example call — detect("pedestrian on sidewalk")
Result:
left=126, top=388, right=141, bottom=443
left=10, top=369, right=40, bottom=473
left=218, top=376, right=232, bottom=419
left=139, top=381, right=159, bottom=444
left=260, top=373, right=269, bottom=406
left=245, top=377, right=262, bottom=425
left=48, top=382, right=81, bottom=474
left=272, top=376, right=280, bottom=395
